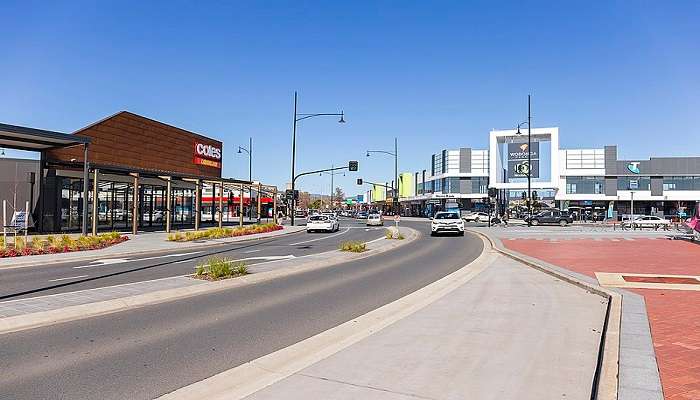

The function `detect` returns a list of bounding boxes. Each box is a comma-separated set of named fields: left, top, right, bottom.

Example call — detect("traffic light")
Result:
left=285, top=189, right=294, bottom=200
left=357, top=178, right=363, bottom=185
left=348, top=160, right=358, bottom=171
left=532, top=191, right=538, bottom=201
left=521, top=191, right=527, bottom=200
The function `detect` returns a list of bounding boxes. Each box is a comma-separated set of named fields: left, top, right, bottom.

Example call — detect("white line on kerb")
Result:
left=48, top=275, right=89, bottom=282
left=289, top=228, right=350, bottom=246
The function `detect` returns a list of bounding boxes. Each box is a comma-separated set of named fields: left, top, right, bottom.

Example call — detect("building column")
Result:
left=257, top=183, right=262, bottom=222
left=132, top=173, right=139, bottom=235
left=91, top=168, right=99, bottom=236
left=218, top=182, right=224, bottom=229
left=273, top=187, right=278, bottom=224
left=81, top=144, right=90, bottom=235
left=239, top=183, right=244, bottom=227
left=194, top=179, right=200, bottom=231
left=166, top=177, right=172, bottom=233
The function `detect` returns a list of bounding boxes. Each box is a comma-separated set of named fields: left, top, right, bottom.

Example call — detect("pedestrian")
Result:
left=502, top=211, right=509, bottom=227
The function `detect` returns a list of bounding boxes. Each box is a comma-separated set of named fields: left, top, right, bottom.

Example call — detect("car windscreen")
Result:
left=309, top=216, right=328, bottom=221
left=434, top=212, right=459, bottom=219
left=368, top=214, right=380, bottom=219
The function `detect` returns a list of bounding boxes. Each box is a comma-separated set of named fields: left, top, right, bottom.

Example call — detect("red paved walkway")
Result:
left=504, top=237, right=700, bottom=400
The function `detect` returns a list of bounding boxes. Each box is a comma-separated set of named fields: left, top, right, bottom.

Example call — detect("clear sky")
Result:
left=1, top=1, right=698, bottom=196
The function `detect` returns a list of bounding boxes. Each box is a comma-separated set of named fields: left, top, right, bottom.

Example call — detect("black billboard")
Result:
left=507, top=142, right=539, bottom=161
left=507, top=142, right=539, bottom=179
left=508, top=160, right=540, bottom=178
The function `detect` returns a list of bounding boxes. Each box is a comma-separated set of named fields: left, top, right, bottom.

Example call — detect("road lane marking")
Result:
left=241, top=255, right=296, bottom=261
left=73, top=259, right=130, bottom=269
left=48, top=275, right=89, bottom=282
left=139, top=251, right=203, bottom=261
left=289, top=228, right=350, bottom=246
left=243, top=249, right=261, bottom=253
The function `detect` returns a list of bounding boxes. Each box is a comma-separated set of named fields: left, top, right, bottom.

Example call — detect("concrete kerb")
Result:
left=0, top=228, right=419, bottom=336
left=467, top=228, right=621, bottom=400
left=157, top=233, right=495, bottom=400
left=0, top=226, right=306, bottom=271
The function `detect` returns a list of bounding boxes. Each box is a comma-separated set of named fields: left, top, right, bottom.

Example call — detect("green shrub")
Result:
left=340, top=241, right=366, bottom=253
left=46, top=235, right=57, bottom=247
left=14, top=237, right=26, bottom=251
left=194, top=257, right=248, bottom=280
left=31, top=236, right=44, bottom=250
left=0, top=236, right=5, bottom=249
left=385, top=230, right=394, bottom=239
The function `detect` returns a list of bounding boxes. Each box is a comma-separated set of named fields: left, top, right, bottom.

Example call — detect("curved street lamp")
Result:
left=290, top=91, right=345, bottom=226
left=366, top=137, right=398, bottom=214
left=237, top=137, right=253, bottom=220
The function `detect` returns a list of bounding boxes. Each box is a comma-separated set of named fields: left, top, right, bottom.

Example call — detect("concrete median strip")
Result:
left=0, top=228, right=419, bottom=336
left=157, top=235, right=496, bottom=400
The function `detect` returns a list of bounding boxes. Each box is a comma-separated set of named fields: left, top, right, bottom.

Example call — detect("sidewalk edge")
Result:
left=0, top=228, right=419, bottom=336
left=467, top=228, right=620, bottom=400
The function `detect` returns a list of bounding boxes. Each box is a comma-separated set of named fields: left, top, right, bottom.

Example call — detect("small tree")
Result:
left=309, top=199, right=322, bottom=210
left=333, top=187, right=345, bottom=207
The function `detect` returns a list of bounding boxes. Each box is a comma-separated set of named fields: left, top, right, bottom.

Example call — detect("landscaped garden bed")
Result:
left=0, top=232, right=129, bottom=258
left=167, top=223, right=283, bottom=242
left=193, top=257, right=249, bottom=281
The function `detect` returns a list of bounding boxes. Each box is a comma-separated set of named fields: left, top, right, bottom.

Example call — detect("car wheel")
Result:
left=559, top=220, right=568, bottom=227
left=459, top=231, right=465, bottom=236
left=531, top=219, right=539, bottom=226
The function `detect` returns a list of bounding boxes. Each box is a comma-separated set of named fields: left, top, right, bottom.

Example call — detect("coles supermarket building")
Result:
left=0, top=111, right=276, bottom=234
left=394, top=127, right=699, bottom=219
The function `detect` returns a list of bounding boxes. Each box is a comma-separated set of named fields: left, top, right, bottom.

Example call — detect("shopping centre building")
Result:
left=369, top=127, right=700, bottom=219
left=0, top=111, right=277, bottom=234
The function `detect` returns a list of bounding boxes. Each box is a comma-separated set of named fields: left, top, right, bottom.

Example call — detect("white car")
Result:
left=307, top=215, right=339, bottom=232
left=463, top=212, right=489, bottom=223
left=622, top=215, right=671, bottom=230
left=366, top=213, right=383, bottom=226
left=431, top=211, right=465, bottom=236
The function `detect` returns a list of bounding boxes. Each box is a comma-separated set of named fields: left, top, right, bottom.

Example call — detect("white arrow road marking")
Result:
left=49, top=275, right=89, bottom=282
left=289, top=228, right=349, bottom=246
left=73, top=251, right=203, bottom=269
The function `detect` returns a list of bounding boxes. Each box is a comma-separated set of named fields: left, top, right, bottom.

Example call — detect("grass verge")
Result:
left=340, top=241, right=367, bottom=253
left=194, top=257, right=249, bottom=281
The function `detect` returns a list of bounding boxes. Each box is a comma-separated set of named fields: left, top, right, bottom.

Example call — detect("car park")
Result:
left=431, top=211, right=465, bottom=235
left=621, top=215, right=671, bottom=230
left=306, top=215, right=339, bottom=233
left=366, top=213, right=383, bottom=226
left=463, top=212, right=489, bottom=223
left=525, top=209, right=574, bottom=226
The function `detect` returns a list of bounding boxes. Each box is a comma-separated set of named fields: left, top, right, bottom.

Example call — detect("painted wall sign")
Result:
left=627, top=162, right=641, bottom=174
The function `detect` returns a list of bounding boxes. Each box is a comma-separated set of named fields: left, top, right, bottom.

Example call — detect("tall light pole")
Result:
left=237, top=137, right=253, bottom=221
left=366, top=137, right=398, bottom=214
left=290, top=91, right=345, bottom=226
left=515, top=95, right=532, bottom=226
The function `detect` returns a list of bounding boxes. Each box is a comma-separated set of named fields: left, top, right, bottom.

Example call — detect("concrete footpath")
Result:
left=0, top=225, right=306, bottom=269
left=164, top=238, right=608, bottom=400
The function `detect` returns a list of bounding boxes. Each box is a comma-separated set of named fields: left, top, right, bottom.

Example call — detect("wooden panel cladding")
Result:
left=46, top=111, right=223, bottom=178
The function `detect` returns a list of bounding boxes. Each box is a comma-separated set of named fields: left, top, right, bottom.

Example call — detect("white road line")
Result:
left=243, top=249, right=261, bottom=253
left=73, top=258, right=130, bottom=269
left=139, top=251, right=203, bottom=261
left=289, top=228, right=350, bottom=246
left=48, top=275, right=89, bottom=282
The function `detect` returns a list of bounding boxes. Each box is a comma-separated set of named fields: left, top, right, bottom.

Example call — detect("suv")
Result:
left=527, top=209, right=574, bottom=226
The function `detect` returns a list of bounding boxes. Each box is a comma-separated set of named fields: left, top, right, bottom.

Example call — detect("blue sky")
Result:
left=1, top=1, right=698, bottom=196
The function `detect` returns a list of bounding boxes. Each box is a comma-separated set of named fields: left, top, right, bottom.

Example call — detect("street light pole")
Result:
left=527, top=95, right=532, bottom=226
left=289, top=91, right=346, bottom=226
left=237, top=138, right=253, bottom=222
left=366, top=137, right=398, bottom=214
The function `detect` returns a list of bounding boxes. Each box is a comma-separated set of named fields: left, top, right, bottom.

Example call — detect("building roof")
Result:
left=0, top=122, right=90, bottom=151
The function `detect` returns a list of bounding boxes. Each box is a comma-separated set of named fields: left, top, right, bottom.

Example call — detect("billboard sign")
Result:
left=507, top=142, right=539, bottom=179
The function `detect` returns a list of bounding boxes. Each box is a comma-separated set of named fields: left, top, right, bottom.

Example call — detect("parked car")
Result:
left=526, top=209, right=574, bottom=226
left=621, top=215, right=671, bottom=230
left=463, top=212, right=490, bottom=223
left=306, top=215, right=339, bottom=233
left=431, top=211, right=465, bottom=236
left=366, top=213, right=383, bottom=226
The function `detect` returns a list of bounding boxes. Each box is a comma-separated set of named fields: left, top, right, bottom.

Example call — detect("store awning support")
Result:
left=218, top=181, right=224, bottom=229
left=165, top=177, right=172, bottom=233
left=91, top=169, right=99, bottom=236
left=239, top=183, right=244, bottom=227
left=131, top=173, right=139, bottom=235
left=81, top=143, right=90, bottom=235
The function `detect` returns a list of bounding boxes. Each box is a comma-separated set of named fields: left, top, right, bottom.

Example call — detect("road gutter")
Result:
left=157, top=234, right=495, bottom=400
left=0, top=228, right=419, bottom=336
left=468, top=228, right=621, bottom=400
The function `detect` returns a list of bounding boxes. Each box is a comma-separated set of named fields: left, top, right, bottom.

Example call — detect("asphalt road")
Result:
left=0, top=218, right=385, bottom=300
left=0, top=220, right=484, bottom=400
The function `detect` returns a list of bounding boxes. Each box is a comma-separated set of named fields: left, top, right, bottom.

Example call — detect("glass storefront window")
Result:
left=663, top=176, right=700, bottom=191
left=618, top=176, right=650, bottom=190
left=566, top=176, right=604, bottom=194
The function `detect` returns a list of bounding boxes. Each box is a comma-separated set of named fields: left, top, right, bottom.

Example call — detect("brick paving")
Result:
left=503, top=237, right=700, bottom=400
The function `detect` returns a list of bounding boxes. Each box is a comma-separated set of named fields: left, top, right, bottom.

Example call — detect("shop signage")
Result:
left=194, top=142, right=222, bottom=168
left=627, top=162, right=640, bottom=174
left=507, top=142, right=540, bottom=179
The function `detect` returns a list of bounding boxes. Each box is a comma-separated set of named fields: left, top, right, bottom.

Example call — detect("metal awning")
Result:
left=0, top=122, right=90, bottom=151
